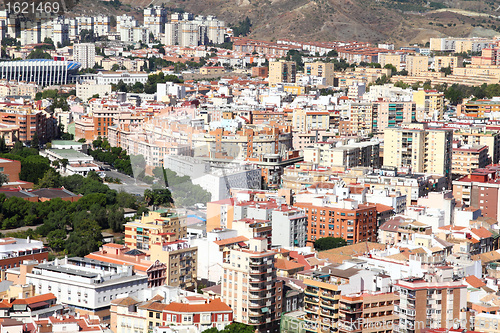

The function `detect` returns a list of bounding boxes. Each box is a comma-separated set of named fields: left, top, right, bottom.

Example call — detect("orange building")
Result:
left=294, top=201, right=377, bottom=245
left=0, top=109, right=56, bottom=143
left=457, top=99, right=500, bottom=118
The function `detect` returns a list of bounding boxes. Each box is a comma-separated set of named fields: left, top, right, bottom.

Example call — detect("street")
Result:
left=103, top=170, right=152, bottom=196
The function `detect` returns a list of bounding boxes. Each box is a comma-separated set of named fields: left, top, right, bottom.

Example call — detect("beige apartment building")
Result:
left=412, top=89, right=445, bottom=121
left=406, top=55, right=429, bottom=76
left=384, top=125, right=453, bottom=177
left=379, top=53, right=402, bottom=71
left=124, top=209, right=197, bottom=290
left=433, top=56, right=463, bottom=71
left=453, top=127, right=500, bottom=164
left=452, top=144, right=489, bottom=175
left=269, top=60, right=296, bottom=86
left=304, top=62, right=335, bottom=86
left=221, top=240, right=282, bottom=332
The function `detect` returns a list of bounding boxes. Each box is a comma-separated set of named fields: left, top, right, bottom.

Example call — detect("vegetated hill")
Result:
left=115, top=0, right=500, bottom=46
left=7, top=0, right=500, bottom=46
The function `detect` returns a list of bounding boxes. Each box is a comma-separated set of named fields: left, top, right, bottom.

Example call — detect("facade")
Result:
left=76, top=80, right=112, bottom=100
left=269, top=60, right=296, bottom=86
left=73, top=43, right=96, bottom=69
left=295, top=199, right=377, bottom=244
left=452, top=144, right=489, bottom=175
left=124, top=210, right=197, bottom=290
left=303, top=277, right=340, bottom=333
left=0, top=237, right=48, bottom=270
left=338, top=292, right=399, bottom=333
left=412, top=90, right=445, bottom=121
left=395, top=275, right=467, bottom=333
left=406, top=56, right=429, bottom=76
left=453, top=165, right=500, bottom=222
left=384, top=125, right=453, bottom=177
left=453, top=127, right=500, bottom=164
left=373, top=101, right=416, bottom=131
left=0, top=60, right=80, bottom=86
left=303, top=142, right=380, bottom=168
left=304, top=62, right=335, bottom=86
left=162, top=298, right=233, bottom=332
left=22, top=257, right=148, bottom=322
left=221, top=244, right=282, bottom=332
left=0, top=109, right=57, bottom=143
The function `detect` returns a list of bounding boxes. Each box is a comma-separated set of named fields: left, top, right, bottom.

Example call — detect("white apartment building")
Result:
left=25, top=257, right=148, bottom=320
left=74, top=43, right=96, bottom=69
left=76, top=80, right=112, bottom=100
left=270, top=206, right=307, bottom=248
left=144, top=6, right=167, bottom=38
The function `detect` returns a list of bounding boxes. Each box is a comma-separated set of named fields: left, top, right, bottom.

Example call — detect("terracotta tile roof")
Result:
left=318, top=242, right=386, bottom=263
left=374, top=203, right=394, bottom=213
left=12, top=293, right=55, bottom=305
left=465, top=275, right=486, bottom=289
left=111, top=296, right=140, bottom=306
left=275, top=258, right=305, bottom=271
left=214, top=236, right=248, bottom=246
left=163, top=298, right=231, bottom=313
left=471, top=227, right=493, bottom=239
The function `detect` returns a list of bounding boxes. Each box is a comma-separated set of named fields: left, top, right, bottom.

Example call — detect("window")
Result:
left=149, top=312, right=153, bottom=318
left=156, top=313, right=160, bottom=319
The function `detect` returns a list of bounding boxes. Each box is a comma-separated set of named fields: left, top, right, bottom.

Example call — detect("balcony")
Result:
left=305, top=288, right=319, bottom=296
left=339, top=305, right=362, bottom=313
left=306, top=297, right=319, bottom=304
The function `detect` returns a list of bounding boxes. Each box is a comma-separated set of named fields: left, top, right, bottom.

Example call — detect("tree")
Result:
left=31, top=132, right=40, bottom=150
left=314, top=237, right=347, bottom=251
left=0, top=173, right=8, bottom=187
left=0, top=137, right=7, bottom=154
left=27, top=49, right=52, bottom=59
left=35, top=169, right=62, bottom=189
left=384, top=63, right=397, bottom=73
left=65, top=219, right=102, bottom=257
left=47, top=229, right=66, bottom=251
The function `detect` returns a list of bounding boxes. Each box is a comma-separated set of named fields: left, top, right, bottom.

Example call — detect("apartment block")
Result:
left=338, top=292, right=399, bottom=333
left=85, top=243, right=168, bottom=288
left=379, top=53, right=402, bottom=71
left=304, top=62, right=335, bottom=86
left=395, top=273, right=467, bottom=333
left=384, top=125, right=453, bottom=177
left=373, top=101, right=416, bottom=131
left=452, top=143, right=489, bottom=175
left=124, top=210, right=197, bottom=290
left=295, top=198, right=377, bottom=244
left=269, top=60, right=296, bottom=86
left=303, top=277, right=340, bottom=333
left=453, top=126, right=500, bottom=164
left=412, top=90, right=445, bottom=121
left=221, top=243, right=282, bottom=332
left=0, top=237, right=48, bottom=270
left=73, top=43, right=96, bottom=69
left=0, top=109, right=57, bottom=143
left=433, top=55, right=463, bottom=71
left=453, top=165, right=500, bottom=222
left=457, top=98, right=500, bottom=118
left=406, top=56, right=429, bottom=76
left=303, top=141, right=380, bottom=168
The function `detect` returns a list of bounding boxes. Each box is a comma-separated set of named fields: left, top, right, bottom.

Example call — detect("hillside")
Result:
left=122, top=0, right=500, bottom=46
left=35, top=0, right=500, bottom=45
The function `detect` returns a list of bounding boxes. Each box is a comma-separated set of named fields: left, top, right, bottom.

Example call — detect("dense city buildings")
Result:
left=1, top=7, right=500, bottom=333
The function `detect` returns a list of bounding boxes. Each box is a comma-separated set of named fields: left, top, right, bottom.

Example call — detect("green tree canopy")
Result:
left=314, top=237, right=347, bottom=251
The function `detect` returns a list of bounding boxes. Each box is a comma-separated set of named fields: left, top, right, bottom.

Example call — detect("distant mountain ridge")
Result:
left=71, top=0, right=500, bottom=45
